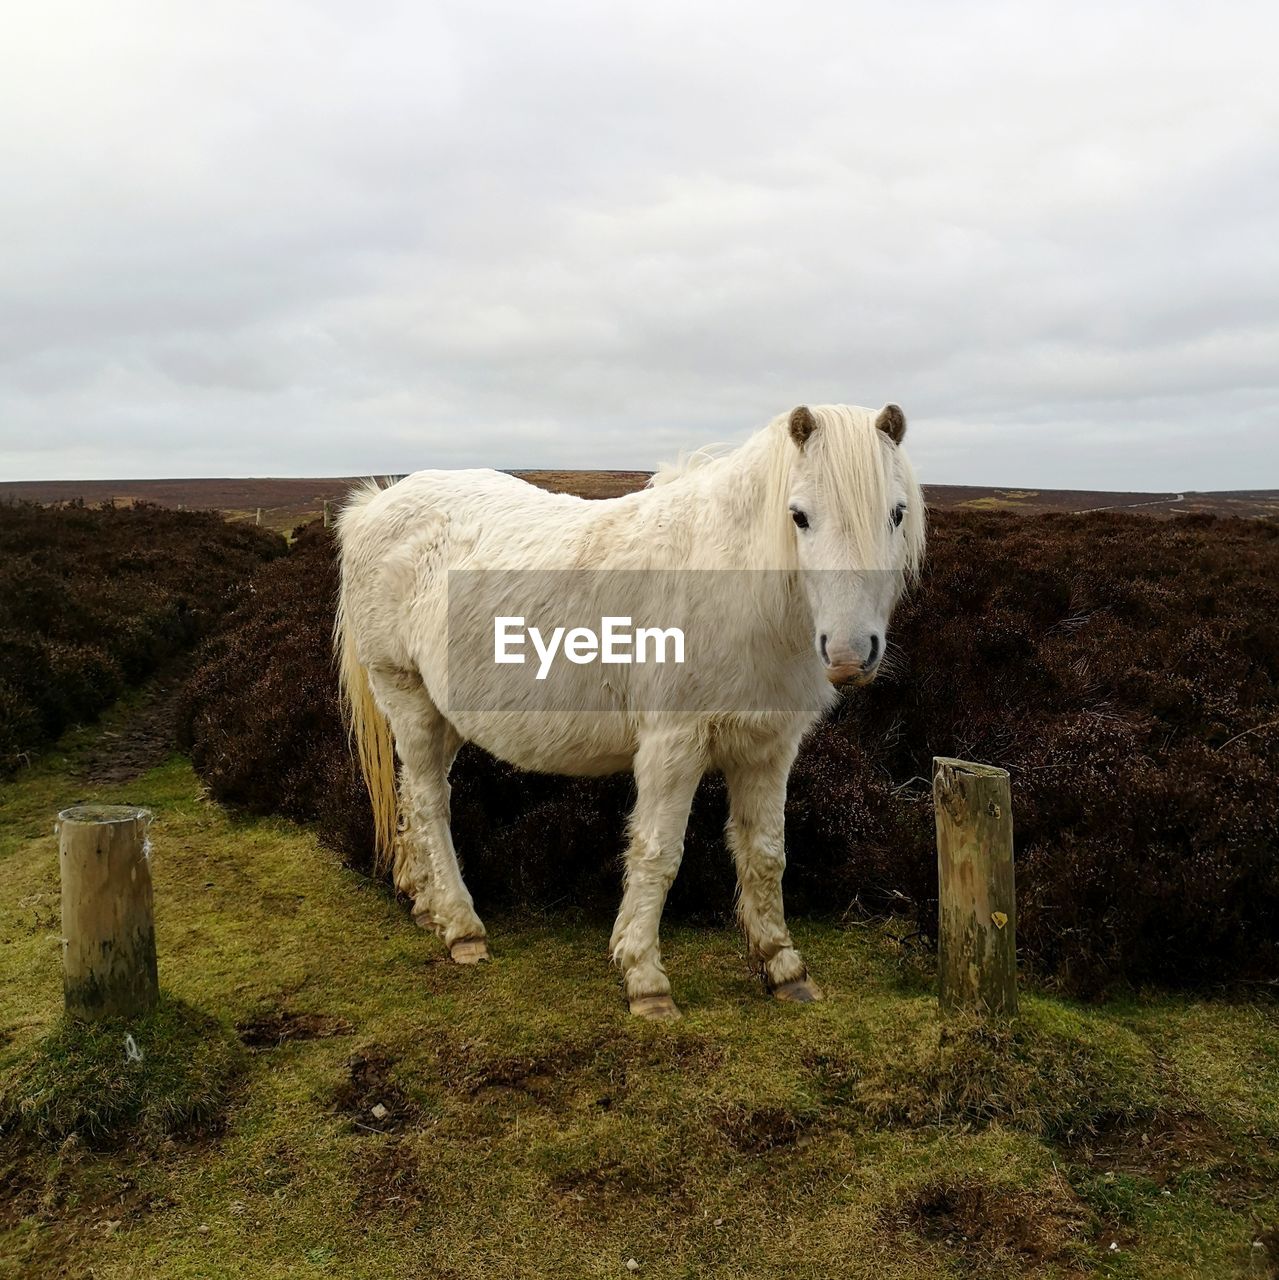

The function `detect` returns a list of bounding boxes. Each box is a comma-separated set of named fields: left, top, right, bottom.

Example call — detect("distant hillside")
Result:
left=2, top=475, right=1275, bottom=531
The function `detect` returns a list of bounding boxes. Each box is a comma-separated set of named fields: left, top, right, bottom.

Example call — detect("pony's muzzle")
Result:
left=820, top=632, right=881, bottom=685
left=825, top=662, right=874, bottom=687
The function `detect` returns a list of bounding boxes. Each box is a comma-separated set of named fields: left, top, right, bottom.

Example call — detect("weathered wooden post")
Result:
left=57, top=805, right=158, bottom=1020
left=323, top=500, right=332, bottom=528
left=932, top=758, right=1017, bottom=1016
left=255, top=507, right=262, bottom=526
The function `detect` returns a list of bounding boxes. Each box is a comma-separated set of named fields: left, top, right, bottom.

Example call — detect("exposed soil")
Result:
left=1067, top=1111, right=1231, bottom=1177
left=352, top=1137, right=428, bottom=1213
left=0, top=1133, right=170, bottom=1273
left=801, top=1049, right=859, bottom=1100
left=332, top=1051, right=419, bottom=1135
left=433, top=1033, right=724, bottom=1118
left=1062, top=1109, right=1278, bottom=1203
left=889, top=1179, right=1090, bottom=1271
left=713, top=1102, right=819, bottom=1155
left=79, top=659, right=191, bottom=786
left=613, top=1033, right=726, bottom=1080
left=549, top=1158, right=692, bottom=1224
left=437, top=1038, right=604, bottom=1103
left=235, top=1010, right=355, bottom=1050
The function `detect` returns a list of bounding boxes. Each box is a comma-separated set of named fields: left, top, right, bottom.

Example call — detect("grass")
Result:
left=1, top=704, right=1277, bottom=1278
left=0, top=997, right=241, bottom=1147
left=957, top=495, right=1031, bottom=509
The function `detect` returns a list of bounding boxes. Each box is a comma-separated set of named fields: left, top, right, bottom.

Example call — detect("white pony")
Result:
left=335, top=404, right=925, bottom=1019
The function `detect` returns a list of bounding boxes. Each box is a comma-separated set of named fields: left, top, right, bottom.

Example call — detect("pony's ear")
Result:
left=875, top=403, right=906, bottom=445
left=788, top=406, right=818, bottom=449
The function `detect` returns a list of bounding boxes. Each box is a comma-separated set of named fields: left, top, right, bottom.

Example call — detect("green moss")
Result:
left=0, top=997, right=242, bottom=1147
left=848, top=999, right=1162, bottom=1139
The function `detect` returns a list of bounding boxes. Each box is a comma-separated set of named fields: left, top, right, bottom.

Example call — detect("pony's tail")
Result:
left=334, top=489, right=399, bottom=874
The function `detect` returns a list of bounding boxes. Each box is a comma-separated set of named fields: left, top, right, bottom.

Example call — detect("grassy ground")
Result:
left=2, top=706, right=1277, bottom=1278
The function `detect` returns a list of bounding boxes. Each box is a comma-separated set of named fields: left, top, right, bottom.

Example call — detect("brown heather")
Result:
left=0, top=501, right=284, bottom=773
left=177, top=510, right=1279, bottom=994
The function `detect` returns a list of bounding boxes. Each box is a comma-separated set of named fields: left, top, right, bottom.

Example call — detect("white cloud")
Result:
left=0, top=0, right=1276, bottom=487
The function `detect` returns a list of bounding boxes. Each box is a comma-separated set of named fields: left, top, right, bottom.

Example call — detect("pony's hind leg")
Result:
left=723, top=746, right=821, bottom=1002
left=367, top=667, right=488, bottom=963
left=610, top=729, right=706, bottom=1020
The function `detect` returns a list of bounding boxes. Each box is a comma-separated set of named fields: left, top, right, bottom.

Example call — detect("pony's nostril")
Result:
left=819, top=633, right=829, bottom=664
left=867, top=634, right=881, bottom=666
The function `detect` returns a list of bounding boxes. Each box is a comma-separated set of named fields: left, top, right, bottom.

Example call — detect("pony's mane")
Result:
left=647, top=444, right=733, bottom=488
left=771, top=404, right=925, bottom=577
left=657, top=405, right=926, bottom=577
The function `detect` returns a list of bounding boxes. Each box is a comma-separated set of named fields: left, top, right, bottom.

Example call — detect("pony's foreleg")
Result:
left=610, top=732, right=705, bottom=1020
left=724, top=748, right=821, bottom=1002
left=368, top=668, right=488, bottom=964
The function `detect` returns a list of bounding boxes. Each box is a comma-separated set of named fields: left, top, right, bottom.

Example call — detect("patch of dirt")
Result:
left=594, top=1034, right=725, bottom=1112
left=79, top=659, right=190, bottom=785
left=236, top=1010, right=354, bottom=1050
left=618, top=1033, right=725, bottom=1077
left=0, top=1133, right=171, bottom=1273
left=888, top=1179, right=1090, bottom=1270
left=438, top=1038, right=603, bottom=1104
left=352, top=1137, right=428, bottom=1213
left=1062, top=1110, right=1273, bottom=1196
left=437, top=1033, right=725, bottom=1117
left=332, top=1051, right=419, bottom=1135
left=550, top=1159, right=693, bottom=1224
left=801, top=1050, right=860, bottom=1101
left=713, top=1103, right=820, bottom=1156
left=255, top=891, right=307, bottom=918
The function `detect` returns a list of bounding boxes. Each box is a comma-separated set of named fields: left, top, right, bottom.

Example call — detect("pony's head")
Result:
left=780, top=403, right=925, bottom=685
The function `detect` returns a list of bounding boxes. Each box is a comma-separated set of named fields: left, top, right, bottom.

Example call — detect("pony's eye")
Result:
left=791, top=508, right=809, bottom=530
left=890, top=504, right=905, bottom=529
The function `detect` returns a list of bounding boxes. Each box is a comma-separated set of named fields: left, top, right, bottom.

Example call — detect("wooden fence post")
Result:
left=323, top=500, right=332, bottom=528
left=932, top=758, right=1017, bottom=1016
left=57, top=805, right=158, bottom=1020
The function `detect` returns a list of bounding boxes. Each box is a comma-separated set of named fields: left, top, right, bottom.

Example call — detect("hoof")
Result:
left=449, top=937, right=490, bottom=965
left=773, top=977, right=824, bottom=1003
left=629, top=994, right=682, bottom=1021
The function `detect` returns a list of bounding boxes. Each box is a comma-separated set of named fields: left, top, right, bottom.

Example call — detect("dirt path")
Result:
left=78, top=660, right=190, bottom=786
left=1072, top=492, right=1186, bottom=514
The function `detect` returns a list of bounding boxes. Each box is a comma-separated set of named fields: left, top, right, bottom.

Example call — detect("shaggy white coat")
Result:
left=335, top=404, right=925, bottom=1012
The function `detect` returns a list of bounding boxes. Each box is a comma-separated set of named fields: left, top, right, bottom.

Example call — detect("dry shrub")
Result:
left=840, top=509, right=1279, bottom=991
left=0, top=500, right=284, bottom=772
left=176, top=522, right=374, bottom=851
left=178, top=510, right=1279, bottom=993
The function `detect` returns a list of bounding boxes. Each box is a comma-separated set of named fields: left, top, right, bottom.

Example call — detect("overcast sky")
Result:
left=2, top=1, right=1276, bottom=489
